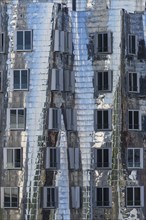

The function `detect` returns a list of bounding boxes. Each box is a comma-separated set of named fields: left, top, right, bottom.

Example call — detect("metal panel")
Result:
left=54, top=30, right=60, bottom=51
left=71, top=186, right=80, bottom=209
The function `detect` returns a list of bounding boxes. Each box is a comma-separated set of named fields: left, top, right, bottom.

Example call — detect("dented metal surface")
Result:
left=0, top=0, right=146, bottom=220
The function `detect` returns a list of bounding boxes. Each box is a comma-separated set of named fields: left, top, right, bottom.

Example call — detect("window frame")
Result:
left=64, top=70, right=75, bottom=93
left=95, top=32, right=112, bottom=54
left=46, top=147, right=60, bottom=169
left=94, top=70, right=112, bottom=93
left=15, top=30, right=33, bottom=51
left=128, top=110, right=141, bottom=131
left=68, top=147, right=80, bottom=170
left=71, top=186, right=80, bottom=209
left=1, top=187, right=19, bottom=208
left=43, top=187, right=58, bottom=209
left=50, top=69, right=63, bottom=91
left=128, top=72, right=139, bottom=93
left=0, top=32, right=5, bottom=53
left=48, top=108, right=61, bottom=130
left=3, top=148, right=22, bottom=170
left=126, top=186, right=144, bottom=207
left=128, top=34, right=137, bottom=55
left=127, top=148, right=143, bottom=169
left=94, top=148, right=112, bottom=169
left=94, top=109, right=112, bottom=131
left=9, top=108, right=26, bottom=130
left=13, top=69, right=29, bottom=91
left=95, top=187, right=112, bottom=207
left=65, top=109, right=77, bottom=131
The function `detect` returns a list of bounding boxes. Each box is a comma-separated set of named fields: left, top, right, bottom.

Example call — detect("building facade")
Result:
left=0, top=0, right=146, bottom=219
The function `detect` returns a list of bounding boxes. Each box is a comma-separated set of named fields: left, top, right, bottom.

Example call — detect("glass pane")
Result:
left=134, top=188, right=140, bottom=206
left=50, top=149, right=56, bottom=168
left=98, top=34, right=102, bottom=52
left=103, top=71, right=108, bottom=90
left=129, top=111, right=133, bottom=129
left=98, top=72, right=102, bottom=91
left=129, top=35, right=132, bottom=53
left=51, top=188, right=55, bottom=207
left=104, top=149, right=109, bottom=167
left=25, top=31, right=31, bottom=50
left=97, top=188, right=102, bottom=206
left=10, top=110, right=16, bottom=129
left=15, top=149, right=21, bottom=168
left=18, top=110, right=24, bottom=129
left=133, top=73, right=137, bottom=92
left=129, top=73, right=132, bottom=91
left=4, top=188, right=11, bottom=207
left=103, top=111, right=108, bottom=129
left=134, top=149, right=140, bottom=167
left=127, top=188, right=133, bottom=206
left=17, top=31, right=23, bottom=50
left=128, top=149, right=133, bottom=167
left=97, top=111, right=102, bottom=129
left=7, top=149, right=13, bottom=169
left=53, top=110, right=58, bottom=129
left=132, top=35, right=136, bottom=54
left=14, top=70, right=20, bottom=89
left=47, top=188, right=55, bottom=207
left=134, top=111, right=139, bottom=129
left=97, top=149, right=102, bottom=167
left=103, top=188, right=109, bottom=206
left=21, top=70, right=28, bottom=89
left=11, top=188, right=18, bottom=207
left=56, top=70, right=60, bottom=90
left=103, top=34, right=108, bottom=52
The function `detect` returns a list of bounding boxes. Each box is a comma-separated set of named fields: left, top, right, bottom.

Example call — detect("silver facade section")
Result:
left=1, top=0, right=146, bottom=220
left=72, top=10, right=94, bottom=219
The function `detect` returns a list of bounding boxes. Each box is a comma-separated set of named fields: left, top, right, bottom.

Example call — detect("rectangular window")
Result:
left=127, top=148, right=143, bottom=169
left=64, top=70, right=75, bottom=93
left=64, top=32, right=72, bottom=54
left=68, top=148, right=80, bottom=170
left=126, top=186, right=144, bottom=207
left=128, top=34, right=137, bottom=55
left=50, top=69, right=63, bottom=91
left=95, top=32, right=112, bottom=54
left=94, top=109, right=112, bottom=130
left=72, top=0, right=76, bottom=11
left=0, top=32, right=5, bottom=53
left=94, top=148, right=112, bottom=168
left=95, top=187, right=111, bottom=207
left=13, top=69, right=29, bottom=90
left=43, top=187, right=58, bottom=209
left=46, top=147, right=60, bottom=169
left=128, top=110, right=140, bottom=130
left=54, top=30, right=64, bottom=52
left=128, top=72, right=139, bottom=93
left=94, top=70, right=112, bottom=93
left=65, top=109, right=77, bottom=131
left=3, top=148, right=21, bottom=169
left=1, top=187, right=19, bottom=208
left=10, top=108, right=25, bottom=130
left=48, top=108, right=61, bottom=130
left=16, top=30, right=32, bottom=51
left=71, top=187, right=80, bottom=209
